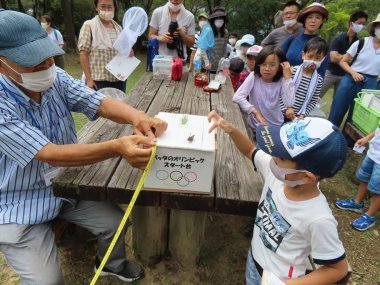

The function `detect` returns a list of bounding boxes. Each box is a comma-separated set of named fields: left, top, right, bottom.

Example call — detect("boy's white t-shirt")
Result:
left=251, top=150, right=345, bottom=279
left=368, top=127, right=380, bottom=165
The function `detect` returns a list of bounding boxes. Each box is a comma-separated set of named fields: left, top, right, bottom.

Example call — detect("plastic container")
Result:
left=215, top=57, right=230, bottom=84
left=352, top=91, right=380, bottom=135
left=153, top=55, right=173, bottom=80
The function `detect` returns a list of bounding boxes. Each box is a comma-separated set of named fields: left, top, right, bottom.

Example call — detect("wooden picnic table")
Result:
left=53, top=69, right=263, bottom=266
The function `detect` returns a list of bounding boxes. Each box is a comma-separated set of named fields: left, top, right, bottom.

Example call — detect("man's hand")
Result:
left=208, top=110, right=235, bottom=134
left=158, top=33, right=174, bottom=43
left=117, top=135, right=156, bottom=169
left=129, top=49, right=135, bottom=57
left=132, top=111, right=168, bottom=139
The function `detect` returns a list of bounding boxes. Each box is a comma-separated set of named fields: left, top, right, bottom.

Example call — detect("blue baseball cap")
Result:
left=256, top=118, right=347, bottom=178
left=0, top=9, right=64, bottom=67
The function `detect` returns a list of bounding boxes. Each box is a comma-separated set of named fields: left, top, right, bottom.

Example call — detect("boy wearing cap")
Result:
left=0, top=9, right=167, bottom=284
left=236, top=45, right=263, bottom=90
left=194, top=12, right=214, bottom=71
left=208, top=110, right=348, bottom=285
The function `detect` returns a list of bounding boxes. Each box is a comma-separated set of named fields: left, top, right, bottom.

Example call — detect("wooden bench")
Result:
left=53, top=70, right=263, bottom=266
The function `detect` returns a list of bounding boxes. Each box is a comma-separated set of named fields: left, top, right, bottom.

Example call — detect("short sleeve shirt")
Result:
left=0, top=69, right=105, bottom=224
left=251, top=150, right=346, bottom=279
left=150, top=6, right=195, bottom=59
left=327, top=32, right=358, bottom=76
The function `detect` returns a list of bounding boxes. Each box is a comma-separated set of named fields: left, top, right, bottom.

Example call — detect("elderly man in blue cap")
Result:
left=0, top=9, right=167, bottom=284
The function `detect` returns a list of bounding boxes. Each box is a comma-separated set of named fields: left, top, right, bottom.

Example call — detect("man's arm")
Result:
left=178, top=28, right=195, bottom=47
left=330, top=51, right=343, bottom=64
left=285, top=258, right=348, bottom=285
left=35, top=135, right=155, bottom=168
left=149, top=26, right=173, bottom=44
left=96, top=96, right=167, bottom=138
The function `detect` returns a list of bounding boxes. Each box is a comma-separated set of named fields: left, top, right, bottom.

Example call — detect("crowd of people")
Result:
left=0, top=0, right=380, bottom=284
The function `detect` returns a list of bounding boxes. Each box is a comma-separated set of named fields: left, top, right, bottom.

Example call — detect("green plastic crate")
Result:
left=352, top=97, right=380, bottom=135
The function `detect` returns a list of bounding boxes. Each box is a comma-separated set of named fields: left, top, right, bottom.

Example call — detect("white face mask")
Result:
left=41, top=22, right=49, bottom=30
left=199, top=20, right=207, bottom=29
left=375, top=28, right=380, bottom=40
left=352, top=22, right=364, bottom=33
left=1, top=60, right=57, bottom=92
left=98, top=10, right=114, bottom=21
left=229, top=38, right=237, bottom=46
left=214, top=19, right=224, bottom=28
left=168, top=1, right=183, bottom=12
left=303, top=58, right=324, bottom=70
left=270, top=159, right=307, bottom=187
left=283, top=19, right=297, bottom=27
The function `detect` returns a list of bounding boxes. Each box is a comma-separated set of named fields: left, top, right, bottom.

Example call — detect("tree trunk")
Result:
left=0, top=0, right=7, bottom=9
left=17, top=0, right=25, bottom=12
left=60, top=0, right=76, bottom=50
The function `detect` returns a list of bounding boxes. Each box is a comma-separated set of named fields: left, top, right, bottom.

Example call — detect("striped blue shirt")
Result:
left=0, top=68, right=105, bottom=224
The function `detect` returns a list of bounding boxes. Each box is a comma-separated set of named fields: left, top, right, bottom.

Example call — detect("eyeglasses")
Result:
left=259, top=63, right=279, bottom=70
left=283, top=11, right=298, bottom=16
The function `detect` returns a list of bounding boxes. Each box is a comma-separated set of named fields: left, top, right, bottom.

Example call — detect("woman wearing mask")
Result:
left=328, top=13, right=380, bottom=132
left=78, top=0, right=132, bottom=92
left=40, top=15, right=65, bottom=69
left=281, top=3, right=329, bottom=78
left=208, top=6, right=228, bottom=73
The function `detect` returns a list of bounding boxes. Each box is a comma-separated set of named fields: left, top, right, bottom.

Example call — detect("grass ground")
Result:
left=0, top=52, right=379, bottom=285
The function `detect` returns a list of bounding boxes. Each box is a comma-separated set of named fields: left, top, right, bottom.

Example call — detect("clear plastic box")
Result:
left=153, top=55, right=173, bottom=80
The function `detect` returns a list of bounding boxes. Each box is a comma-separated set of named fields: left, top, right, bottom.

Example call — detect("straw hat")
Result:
left=367, top=13, right=380, bottom=35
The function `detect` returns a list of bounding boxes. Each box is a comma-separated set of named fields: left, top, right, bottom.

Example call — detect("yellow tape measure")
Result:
left=90, top=145, right=157, bottom=285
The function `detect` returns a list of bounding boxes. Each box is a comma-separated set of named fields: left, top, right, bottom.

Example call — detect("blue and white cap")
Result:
left=256, top=118, right=347, bottom=178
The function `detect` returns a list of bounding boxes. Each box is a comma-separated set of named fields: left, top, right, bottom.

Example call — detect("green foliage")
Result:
left=321, top=0, right=363, bottom=43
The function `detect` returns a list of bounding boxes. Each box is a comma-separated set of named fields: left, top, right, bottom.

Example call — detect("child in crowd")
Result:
left=236, top=34, right=256, bottom=64
left=237, top=45, right=263, bottom=89
left=232, top=46, right=295, bottom=131
left=280, top=37, right=327, bottom=121
left=207, top=111, right=349, bottom=285
left=227, top=32, right=239, bottom=59
left=336, top=127, right=380, bottom=231
left=189, top=12, right=214, bottom=72
left=229, top=57, right=245, bottom=92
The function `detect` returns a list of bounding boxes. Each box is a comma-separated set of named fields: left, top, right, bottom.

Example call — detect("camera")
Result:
left=167, top=20, right=178, bottom=50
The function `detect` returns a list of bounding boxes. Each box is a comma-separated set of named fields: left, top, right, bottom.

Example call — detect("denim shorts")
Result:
left=356, top=155, right=380, bottom=194
left=246, top=247, right=262, bottom=285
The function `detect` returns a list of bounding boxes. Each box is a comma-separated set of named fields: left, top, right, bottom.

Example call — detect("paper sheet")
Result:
left=106, top=54, right=141, bottom=81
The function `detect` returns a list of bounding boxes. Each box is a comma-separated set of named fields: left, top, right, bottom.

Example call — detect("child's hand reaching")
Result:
left=208, top=110, right=235, bottom=134
left=280, top=61, right=292, bottom=80
left=285, top=107, right=296, bottom=121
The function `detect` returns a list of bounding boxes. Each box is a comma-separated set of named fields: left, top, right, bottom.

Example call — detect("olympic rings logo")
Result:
left=155, top=170, right=198, bottom=187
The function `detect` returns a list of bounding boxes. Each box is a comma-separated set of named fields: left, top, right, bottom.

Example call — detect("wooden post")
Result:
left=168, top=209, right=206, bottom=267
left=132, top=206, right=169, bottom=265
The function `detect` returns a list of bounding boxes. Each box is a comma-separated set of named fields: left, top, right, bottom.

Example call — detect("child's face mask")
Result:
left=199, top=20, right=207, bottom=28
left=270, top=159, right=307, bottom=187
left=303, top=58, right=324, bottom=70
